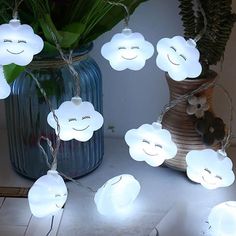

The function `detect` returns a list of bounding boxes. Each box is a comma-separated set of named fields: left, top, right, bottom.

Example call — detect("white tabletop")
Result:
left=0, top=129, right=236, bottom=236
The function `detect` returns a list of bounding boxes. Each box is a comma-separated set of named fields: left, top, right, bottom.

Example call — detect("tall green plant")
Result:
left=179, top=0, right=236, bottom=76
left=0, top=0, right=148, bottom=50
left=0, top=0, right=148, bottom=82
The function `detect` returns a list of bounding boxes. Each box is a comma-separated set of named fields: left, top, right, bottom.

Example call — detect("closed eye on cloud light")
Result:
left=18, top=40, right=26, bottom=43
left=82, top=116, right=91, bottom=120
left=3, top=39, right=12, bottom=43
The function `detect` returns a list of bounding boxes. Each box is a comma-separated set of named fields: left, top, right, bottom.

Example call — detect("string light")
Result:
left=186, top=149, right=235, bottom=189
left=28, top=170, right=68, bottom=218
left=125, top=122, right=177, bottom=167
left=6, top=0, right=234, bottom=224
left=156, top=36, right=202, bottom=81
left=208, top=201, right=236, bottom=236
left=0, top=19, right=44, bottom=66
left=101, top=28, right=154, bottom=71
left=47, top=97, right=104, bottom=142
left=101, top=1, right=154, bottom=71
left=94, top=174, right=141, bottom=215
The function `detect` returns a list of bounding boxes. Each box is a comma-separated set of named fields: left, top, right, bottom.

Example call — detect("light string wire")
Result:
left=45, top=26, right=98, bottom=193
left=194, top=0, right=207, bottom=43
left=26, top=70, right=97, bottom=193
left=216, top=83, right=234, bottom=152
left=157, top=79, right=216, bottom=123
left=45, top=216, right=54, bottom=236
left=59, top=172, right=97, bottom=193
left=13, top=0, right=24, bottom=19
left=46, top=26, right=81, bottom=97
left=28, top=71, right=97, bottom=193
left=26, top=70, right=60, bottom=171
left=106, top=1, right=130, bottom=28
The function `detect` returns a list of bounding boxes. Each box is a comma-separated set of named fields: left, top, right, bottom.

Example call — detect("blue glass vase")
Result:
left=5, top=44, right=104, bottom=179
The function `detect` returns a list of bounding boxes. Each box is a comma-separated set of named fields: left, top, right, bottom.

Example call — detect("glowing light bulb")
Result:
left=101, top=28, right=154, bottom=71
left=0, top=66, right=10, bottom=99
left=28, top=170, right=68, bottom=218
left=94, top=174, right=141, bottom=215
left=0, top=19, right=44, bottom=66
left=47, top=97, right=104, bottom=142
left=208, top=201, right=236, bottom=236
left=125, top=122, right=177, bottom=167
left=186, top=149, right=235, bottom=189
left=156, top=36, right=202, bottom=81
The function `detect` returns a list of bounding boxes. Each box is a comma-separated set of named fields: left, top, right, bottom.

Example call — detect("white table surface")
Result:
left=0, top=128, right=236, bottom=236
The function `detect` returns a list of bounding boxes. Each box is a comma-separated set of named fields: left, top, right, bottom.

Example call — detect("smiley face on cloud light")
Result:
left=0, top=19, right=44, bottom=66
left=156, top=36, right=202, bottom=81
left=28, top=170, right=68, bottom=218
left=125, top=122, right=177, bottom=167
left=101, top=28, right=154, bottom=71
left=186, top=149, right=235, bottom=190
left=47, top=97, right=104, bottom=142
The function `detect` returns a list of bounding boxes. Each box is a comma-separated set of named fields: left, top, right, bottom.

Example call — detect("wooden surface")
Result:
left=0, top=129, right=236, bottom=236
left=0, top=197, right=63, bottom=236
left=0, top=187, right=29, bottom=198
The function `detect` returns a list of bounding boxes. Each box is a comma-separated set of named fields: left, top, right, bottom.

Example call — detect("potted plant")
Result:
left=0, top=0, right=148, bottom=179
left=163, top=0, right=236, bottom=170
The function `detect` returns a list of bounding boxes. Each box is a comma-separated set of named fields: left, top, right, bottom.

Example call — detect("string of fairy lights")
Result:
left=0, top=1, right=235, bottom=235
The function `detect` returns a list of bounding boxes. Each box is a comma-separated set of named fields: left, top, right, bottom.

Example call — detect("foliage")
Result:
left=0, top=0, right=148, bottom=82
left=0, top=0, right=148, bottom=51
left=178, top=0, right=236, bottom=76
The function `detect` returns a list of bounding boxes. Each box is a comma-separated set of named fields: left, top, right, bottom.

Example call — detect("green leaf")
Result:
left=60, top=21, right=86, bottom=48
left=80, top=0, right=149, bottom=45
left=3, top=64, right=25, bottom=84
left=62, top=22, right=86, bottom=35
left=58, top=30, right=81, bottom=48
left=39, top=14, right=62, bottom=44
left=42, top=41, right=57, bottom=54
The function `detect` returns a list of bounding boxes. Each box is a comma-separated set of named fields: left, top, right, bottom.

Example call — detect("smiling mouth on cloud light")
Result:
left=7, top=49, right=24, bottom=55
left=167, top=54, right=180, bottom=66
left=72, top=125, right=90, bottom=132
left=121, top=55, right=138, bottom=60
left=202, top=176, right=218, bottom=186
left=142, top=148, right=159, bottom=157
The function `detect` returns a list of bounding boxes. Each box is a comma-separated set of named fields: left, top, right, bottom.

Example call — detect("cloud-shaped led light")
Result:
left=156, top=36, right=202, bottom=81
left=94, top=174, right=141, bottom=215
left=208, top=201, right=236, bottom=236
left=186, top=149, right=235, bottom=189
left=47, top=97, right=104, bottom=142
left=101, top=28, right=154, bottom=71
left=28, top=170, right=68, bottom=218
left=0, top=66, right=10, bottom=99
left=0, top=19, right=44, bottom=66
left=125, top=122, right=177, bottom=167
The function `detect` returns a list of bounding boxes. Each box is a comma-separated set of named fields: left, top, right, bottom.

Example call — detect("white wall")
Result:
left=91, top=0, right=236, bottom=140
left=91, top=0, right=183, bottom=137
left=1, top=0, right=236, bottom=142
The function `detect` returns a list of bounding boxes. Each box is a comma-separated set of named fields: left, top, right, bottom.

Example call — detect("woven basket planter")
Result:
left=162, top=72, right=220, bottom=171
